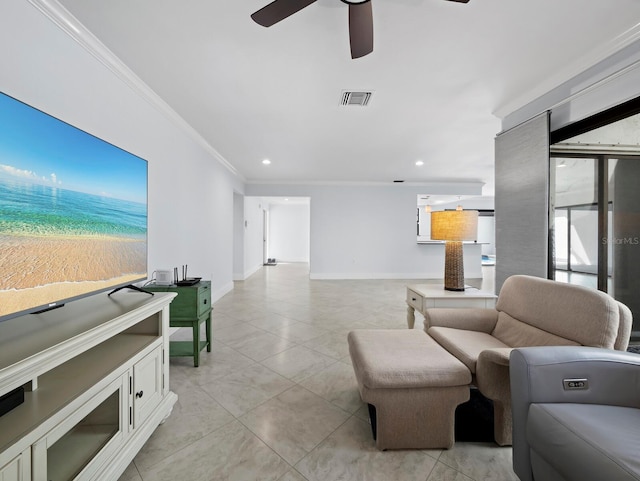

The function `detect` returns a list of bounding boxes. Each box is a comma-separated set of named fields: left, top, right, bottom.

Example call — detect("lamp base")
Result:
left=443, top=241, right=465, bottom=291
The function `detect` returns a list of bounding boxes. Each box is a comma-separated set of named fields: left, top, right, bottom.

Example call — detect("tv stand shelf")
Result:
left=0, top=291, right=178, bottom=481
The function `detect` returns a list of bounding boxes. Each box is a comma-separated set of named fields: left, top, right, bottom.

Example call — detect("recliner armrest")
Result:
left=511, top=346, right=640, bottom=407
left=423, top=308, right=498, bottom=332
left=510, top=346, right=640, bottom=481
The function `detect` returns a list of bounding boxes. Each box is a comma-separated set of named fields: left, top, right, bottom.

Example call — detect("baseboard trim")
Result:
left=232, top=265, right=263, bottom=282
left=211, top=282, right=234, bottom=303
left=309, top=272, right=445, bottom=280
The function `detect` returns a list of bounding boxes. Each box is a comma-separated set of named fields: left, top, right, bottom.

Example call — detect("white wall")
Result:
left=232, top=192, right=245, bottom=280
left=1, top=1, right=242, bottom=302
left=268, top=203, right=310, bottom=263
left=478, top=217, right=496, bottom=256
left=245, top=183, right=487, bottom=279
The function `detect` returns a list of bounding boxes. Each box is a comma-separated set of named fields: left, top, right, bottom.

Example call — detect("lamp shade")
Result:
left=430, top=210, right=478, bottom=241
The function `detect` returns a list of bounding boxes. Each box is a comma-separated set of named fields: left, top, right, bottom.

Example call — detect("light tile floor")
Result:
left=120, top=263, right=517, bottom=481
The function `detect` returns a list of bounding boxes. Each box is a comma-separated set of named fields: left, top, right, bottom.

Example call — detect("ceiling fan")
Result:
left=251, top=0, right=470, bottom=59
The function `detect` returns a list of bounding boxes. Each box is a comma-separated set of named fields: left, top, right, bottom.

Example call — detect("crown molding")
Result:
left=245, top=179, right=485, bottom=188
left=26, top=0, right=240, bottom=178
left=494, top=21, right=640, bottom=119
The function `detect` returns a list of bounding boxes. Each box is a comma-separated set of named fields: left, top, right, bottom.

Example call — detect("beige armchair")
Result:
left=424, top=275, right=632, bottom=445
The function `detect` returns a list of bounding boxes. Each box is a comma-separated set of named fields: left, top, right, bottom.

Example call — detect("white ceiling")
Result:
left=57, top=0, right=640, bottom=195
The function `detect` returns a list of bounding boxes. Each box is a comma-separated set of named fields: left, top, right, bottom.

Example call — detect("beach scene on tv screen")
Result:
left=0, top=93, right=148, bottom=319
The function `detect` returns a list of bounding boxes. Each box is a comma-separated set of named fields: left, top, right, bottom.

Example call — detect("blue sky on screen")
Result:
left=0, top=92, right=147, bottom=205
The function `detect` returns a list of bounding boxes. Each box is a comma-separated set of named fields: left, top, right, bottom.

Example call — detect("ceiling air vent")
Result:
left=341, top=91, right=372, bottom=106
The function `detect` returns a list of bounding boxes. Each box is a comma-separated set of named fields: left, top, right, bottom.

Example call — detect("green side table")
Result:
left=146, top=281, right=212, bottom=367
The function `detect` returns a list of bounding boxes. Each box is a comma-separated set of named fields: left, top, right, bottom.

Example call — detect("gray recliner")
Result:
left=510, top=346, right=640, bottom=481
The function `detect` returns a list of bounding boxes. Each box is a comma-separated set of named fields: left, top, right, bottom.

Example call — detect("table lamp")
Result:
left=430, top=208, right=479, bottom=291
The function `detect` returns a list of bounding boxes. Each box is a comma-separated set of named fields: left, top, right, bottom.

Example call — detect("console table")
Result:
left=406, top=284, right=497, bottom=329
left=145, top=281, right=212, bottom=367
left=0, top=291, right=178, bottom=481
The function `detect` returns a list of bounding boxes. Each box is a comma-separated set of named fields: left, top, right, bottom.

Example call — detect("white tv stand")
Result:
left=0, top=291, right=178, bottom=481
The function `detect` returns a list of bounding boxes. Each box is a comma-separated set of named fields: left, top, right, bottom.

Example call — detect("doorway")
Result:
left=550, top=103, right=640, bottom=338
left=550, top=122, right=640, bottom=337
left=263, top=208, right=270, bottom=265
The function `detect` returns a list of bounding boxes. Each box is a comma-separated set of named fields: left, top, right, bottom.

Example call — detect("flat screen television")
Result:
left=0, top=91, right=148, bottom=322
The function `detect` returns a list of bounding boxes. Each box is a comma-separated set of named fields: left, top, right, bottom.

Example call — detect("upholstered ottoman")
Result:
left=348, top=329, right=472, bottom=450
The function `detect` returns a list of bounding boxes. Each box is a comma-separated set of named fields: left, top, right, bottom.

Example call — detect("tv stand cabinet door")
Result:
left=0, top=449, right=30, bottom=481
left=132, top=346, right=163, bottom=429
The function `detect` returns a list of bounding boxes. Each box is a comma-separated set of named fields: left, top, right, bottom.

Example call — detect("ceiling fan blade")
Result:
left=348, top=1, right=373, bottom=59
left=445, top=0, right=470, bottom=3
left=251, top=0, right=318, bottom=27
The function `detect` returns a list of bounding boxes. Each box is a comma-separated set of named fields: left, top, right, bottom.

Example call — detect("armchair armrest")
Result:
left=424, top=308, right=498, bottom=332
left=478, top=347, right=513, bottom=366
left=510, top=346, right=640, bottom=481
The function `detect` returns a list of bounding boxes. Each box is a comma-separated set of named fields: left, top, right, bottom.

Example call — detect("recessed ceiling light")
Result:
left=262, top=159, right=271, bottom=165
left=415, top=160, right=424, bottom=166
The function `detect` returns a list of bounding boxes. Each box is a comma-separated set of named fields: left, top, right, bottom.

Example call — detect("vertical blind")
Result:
left=494, top=112, right=550, bottom=292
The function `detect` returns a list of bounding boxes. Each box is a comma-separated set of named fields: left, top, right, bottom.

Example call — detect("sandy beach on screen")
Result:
left=0, top=274, right=144, bottom=318
left=0, top=234, right=146, bottom=316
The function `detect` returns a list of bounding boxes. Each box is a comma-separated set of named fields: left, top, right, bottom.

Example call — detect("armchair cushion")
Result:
left=428, top=327, right=509, bottom=373
left=491, top=312, right=580, bottom=348
left=496, top=275, right=622, bottom=349
left=348, top=329, right=471, bottom=389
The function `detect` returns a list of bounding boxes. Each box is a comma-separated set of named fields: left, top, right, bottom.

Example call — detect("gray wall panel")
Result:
left=495, top=112, right=550, bottom=292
